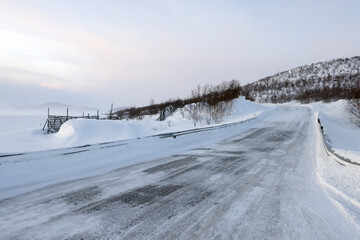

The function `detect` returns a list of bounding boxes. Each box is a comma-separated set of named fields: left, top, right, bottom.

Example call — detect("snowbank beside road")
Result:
left=311, top=100, right=360, bottom=164
left=52, top=97, right=267, bottom=150
left=311, top=100, right=360, bottom=225
left=0, top=97, right=267, bottom=153
left=314, top=112, right=360, bottom=225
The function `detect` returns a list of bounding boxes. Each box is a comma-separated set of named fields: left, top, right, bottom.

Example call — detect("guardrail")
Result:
left=317, top=117, right=360, bottom=166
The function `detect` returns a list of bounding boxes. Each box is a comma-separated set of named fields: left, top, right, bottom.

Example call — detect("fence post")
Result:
left=43, top=107, right=50, bottom=131
left=110, top=103, right=113, bottom=119
left=67, top=108, right=69, bottom=120
left=97, top=110, right=99, bottom=119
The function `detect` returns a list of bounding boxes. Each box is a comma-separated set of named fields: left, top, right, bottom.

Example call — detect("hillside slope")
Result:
left=242, top=56, right=360, bottom=103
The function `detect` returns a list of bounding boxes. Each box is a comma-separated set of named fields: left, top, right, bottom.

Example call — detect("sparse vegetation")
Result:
left=348, top=99, right=360, bottom=127
left=242, top=56, right=360, bottom=103
left=115, top=57, right=360, bottom=123
left=115, top=80, right=241, bottom=124
left=186, top=82, right=237, bottom=125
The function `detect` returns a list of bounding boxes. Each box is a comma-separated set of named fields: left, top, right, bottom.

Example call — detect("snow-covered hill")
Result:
left=261, top=56, right=360, bottom=82
left=243, top=56, right=360, bottom=103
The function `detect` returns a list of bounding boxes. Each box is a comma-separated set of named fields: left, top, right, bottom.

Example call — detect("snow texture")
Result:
left=0, top=97, right=265, bottom=153
left=244, top=56, right=360, bottom=103
left=0, top=98, right=359, bottom=239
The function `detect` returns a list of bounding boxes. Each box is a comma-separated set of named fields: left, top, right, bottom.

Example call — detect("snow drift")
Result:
left=0, top=97, right=267, bottom=153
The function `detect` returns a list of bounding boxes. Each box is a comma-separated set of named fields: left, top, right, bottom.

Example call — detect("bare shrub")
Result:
left=180, top=108, right=185, bottom=118
left=348, top=99, right=360, bottom=127
left=209, top=100, right=234, bottom=124
left=187, top=103, right=204, bottom=126
left=187, top=96, right=234, bottom=125
left=115, top=80, right=241, bottom=122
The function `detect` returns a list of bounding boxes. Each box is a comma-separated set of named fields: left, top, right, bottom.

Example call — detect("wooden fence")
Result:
left=43, top=108, right=100, bottom=133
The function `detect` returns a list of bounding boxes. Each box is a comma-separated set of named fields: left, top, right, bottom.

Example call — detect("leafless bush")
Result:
left=179, top=108, right=185, bottom=118
left=187, top=103, right=205, bottom=126
left=187, top=83, right=236, bottom=125
left=209, top=100, right=234, bottom=124
left=116, top=80, right=241, bottom=122
left=348, top=99, right=360, bottom=127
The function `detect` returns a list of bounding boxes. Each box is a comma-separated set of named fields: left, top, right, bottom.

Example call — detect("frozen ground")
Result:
left=0, top=100, right=360, bottom=239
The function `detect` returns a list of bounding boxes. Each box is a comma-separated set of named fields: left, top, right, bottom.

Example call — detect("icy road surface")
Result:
left=1, top=107, right=359, bottom=239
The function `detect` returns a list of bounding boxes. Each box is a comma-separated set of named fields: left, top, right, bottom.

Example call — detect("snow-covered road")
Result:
left=1, top=106, right=359, bottom=239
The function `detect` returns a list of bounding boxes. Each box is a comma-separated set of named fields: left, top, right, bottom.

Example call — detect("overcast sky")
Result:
left=1, top=0, right=359, bottom=110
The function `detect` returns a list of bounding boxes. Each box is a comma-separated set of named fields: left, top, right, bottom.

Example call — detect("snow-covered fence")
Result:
left=43, top=108, right=99, bottom=133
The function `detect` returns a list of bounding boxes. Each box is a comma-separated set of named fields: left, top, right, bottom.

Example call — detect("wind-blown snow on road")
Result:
left=0, top=106, right=359, bottom=239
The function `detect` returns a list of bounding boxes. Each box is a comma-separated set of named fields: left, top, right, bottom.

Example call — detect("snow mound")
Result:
left=228, top=97, right=268, bottom=122
left=55, top=97, right=267, bottom=148
left=55, top=119, right=157, bottom=147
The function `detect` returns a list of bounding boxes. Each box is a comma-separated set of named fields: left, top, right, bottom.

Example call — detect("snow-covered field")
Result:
left=0, top=98, right=360, bottom=239
left=0, top=97, right=265, bottom=153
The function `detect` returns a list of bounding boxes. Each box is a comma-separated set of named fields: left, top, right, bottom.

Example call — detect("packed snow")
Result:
left=0, top=97, right=360, bottom=239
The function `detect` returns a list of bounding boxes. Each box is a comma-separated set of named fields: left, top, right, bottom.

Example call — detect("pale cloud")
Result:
left=0, top=0, right=359, bottom=107
left=1, top=1, right=251, bottom=93
left=40, top=82, right=65, bottom=89
left=0, top=1, right=110, bottom=90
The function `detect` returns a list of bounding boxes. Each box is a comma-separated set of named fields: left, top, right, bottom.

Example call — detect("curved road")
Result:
left=0, top=106, right=359, bottom=239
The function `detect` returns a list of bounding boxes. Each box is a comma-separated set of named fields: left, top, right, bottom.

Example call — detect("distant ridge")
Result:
left=242, top=56, right=360, bottom=103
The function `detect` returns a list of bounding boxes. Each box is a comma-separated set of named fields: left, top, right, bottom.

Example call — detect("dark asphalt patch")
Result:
left=186, top=191, right=212, bottom=207
left=234, top=165, right=251, bottom=175
left=208, top=152, right=248, bottom=176
left=119, top=185, right=183, bottom=206
left=83, top=184, right=183, bottom=212
left=143, top=157, right=195, bottom=174
left=62, top=186, right=101, bottom=205
left=166, top=164, right=203, bottom=179
left=232, top=127, right=270, bottom=143
left=267, top=130, right=294, bottom=142
left=252, top=147, right=275, bottom=152
left=219, top=156, right=243, bottom=162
